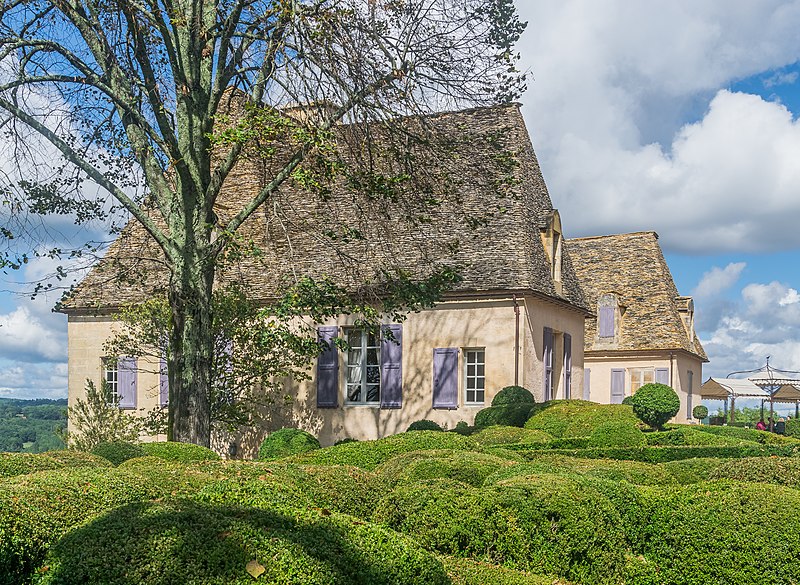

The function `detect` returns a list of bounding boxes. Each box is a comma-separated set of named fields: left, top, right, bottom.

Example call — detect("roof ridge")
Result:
left=567, top=230, right=659, bottom=242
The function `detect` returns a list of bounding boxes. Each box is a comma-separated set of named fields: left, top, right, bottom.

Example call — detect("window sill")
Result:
left=343, top=403, right=382, bottom=408
left=463, top=403, right=485, bottom=408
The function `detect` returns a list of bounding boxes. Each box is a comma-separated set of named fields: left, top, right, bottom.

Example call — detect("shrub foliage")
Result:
left=407, top=420, right=444, bottom=432
left=491, top=385, right=535, bottom=406
left=257, top=428, right=320, bottom=461
left=630, top=384, right=680, bottom=430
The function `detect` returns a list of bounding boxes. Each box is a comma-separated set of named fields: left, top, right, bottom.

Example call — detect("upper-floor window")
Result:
left=345, top=329, right=381, bottom=404
left=541, top=210, right=564, bottom=290
left=597, top=293, right=620, bottom=340
left=464, top=348, right=485, bottom=404
left=104, top=359, right=120, bottom=404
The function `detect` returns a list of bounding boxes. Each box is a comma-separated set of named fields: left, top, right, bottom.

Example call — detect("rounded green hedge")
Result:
left=293, top=431, right=479, bottom=471
left=0, top=450, right=110, bottom=478
left=33, top=501, right=450, bottom=585
left=692, top=405, right=709, bottom=420
left=443, top=556, right=565, bottom=585
left=472, top=426, right=552, bottom=447
left=525, top=400, right=640, bottom=438
left=258, top=428, right=320, bottom=461
left=687, top=424, right=798, bottom=445
left=588, top=421, right=646, bottom=448
left=374, top=449, right=513, bottom=488
left=491, top=385, right=535, bottom=407
left=474, top=404, right=532, bottom=428
left=373, top=474, right=627, bottom=585
left=660, top=458, right=725, bottom=484
left=407, top=419, right=444, bottom=432
left=90, top=441, right=145, bottom=465
left=708, top=456, right=800, bottom=488
left=630, top=384, right=680, bottom=430
left=646, top=427, right=757, bottom=447
left=140, top=441, right=220, bottom=462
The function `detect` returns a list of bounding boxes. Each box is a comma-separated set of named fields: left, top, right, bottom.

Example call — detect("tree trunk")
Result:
left=167, top=252, right=215, bottom=447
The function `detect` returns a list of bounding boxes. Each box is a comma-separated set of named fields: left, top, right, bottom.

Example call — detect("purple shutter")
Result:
left=159, top=356, right=169, bottom=407
left=655, top=368, right=669, bottom=386
left=317, top=326, right=339, bottom=408
left=583, top=368, right=591, bottom=400
left=543, top=327, right=554, bottom=401
left=432, top=348, right=458, bottom=409
left=599, top=306, right=614, bottom=338
left=380, top=324, right=403, bottom=409
left=563, top=333, right=572, bottom=399
left=686, top=370, right=693, bottom=419
left=611, top=369, right=625, bottom=404
left=117, top=357, right=137, bottom=409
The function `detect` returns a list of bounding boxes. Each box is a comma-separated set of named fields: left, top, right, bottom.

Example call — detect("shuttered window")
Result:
left=317, top=327, right=340, bottom=408
left=543, top=328, right=554, bottom=401
left=464, top=349, right=485, bottom=404
left=433, top=348, right=458, bottom=409
left=380, top=325, right=403, bottom=409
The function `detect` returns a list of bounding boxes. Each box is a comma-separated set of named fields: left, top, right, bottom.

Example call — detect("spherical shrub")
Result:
left=621, top=396, right=634, bottom=405
left=374, top=449, right=513, bottom=488
left=630, top=384, right=680, bottom=430
left=139, top=441, right=220, bottom=462
left=474, top=405, right=531, bottom=428
left=525, top=400, right=640, bottom=437
left=90, top=441, right=145, bottom=465
left=257, top=428, right=320, bottom=461
left=692, top=405, right=709, bottom=421
left=588, top=421, right=646, bottom=448
left=407, top=419, right=444, bottom=432
left=34, top=500, right=450, bottom=585
left=452, top=421, right=473, bottom=436
left=491, top=385, right=535, bottom=407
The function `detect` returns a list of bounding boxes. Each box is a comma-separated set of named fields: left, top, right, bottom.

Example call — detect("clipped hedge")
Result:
left=374, top=449, right=514, bottom=488
left=293, top=431, right=479, bottom=471
left=512, top=444, right=800, bottom=463
left=661, top=458, right=724, bottom=484
left=708, top=456, right=800, bottom=488
left=484, top=455, right=676, bottom=487
left=472, top=426, right=552, bottom=447
left=626, top=481, right=800, bottom=585
left=258, top=428, right=320, bottom=461
left=443, top=556, right=569, bottom=585
left=0, top=450, right=110, bottom=478
left=491, top=385, right=535, bottom=407
left=645, top=427, right=757, bottom=447
left=139, top=441, right=220, bottom=462
left=34, top=501, right=450, bottom=585
left=525, top=400, right=640, bottom=438
left=407, top=419, right=444, bottom=432
left=630, top=383, right=680, bottom=430
left=0, top=467, right=171, bottom=585
left=373, top=475, right=628, bottom=585
left=474, top=404, right=532, bottom=428
left=90, top=441, right=145, bottom=465
left=786, top=418, right=800, bottom=438
left=588, top=421, right=646, bottom=448
left=687, top=424, right=799, bottom=445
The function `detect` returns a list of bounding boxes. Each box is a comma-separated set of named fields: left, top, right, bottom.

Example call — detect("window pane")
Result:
left=467, top=364, right=475, bottom=376
left=348, top=329, right=362, bottom=346
left=347, top=386, right=361, bottom=402
left=348, top=348, right=363, bottom=365
left=644, top=370, right=654, bottom=383
left=366, top=385, right=380, bottom=402
left=467, top=389, right=475, bottom=402
left=347, top=366, right=362, bottom=384
left=366, top=348, right=379, bottom=365
left=367, top=331, right=379, bottom=346
left=366, top=366, right=380, bottom=383
left=467, top=378, right=475, bottom=389
left=476, top=378, right=485, bottom=389
left=477, top=364, right=485, bottom=376
left=476, top=390, right=485, bottom=403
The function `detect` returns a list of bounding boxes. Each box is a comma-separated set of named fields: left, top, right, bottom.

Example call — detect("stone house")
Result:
left=566, top=231, right=707, bottom=422
left=60, top=104, right=591, bottom=450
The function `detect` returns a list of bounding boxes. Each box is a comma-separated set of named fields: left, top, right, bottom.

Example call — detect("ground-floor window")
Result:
left=629, top=367, right=654, bottom=393
left=345, top=329, right=381, bottom=404
left=464, top=348, right=485, bottom=404
left=103, top=359, right=119, bottom=404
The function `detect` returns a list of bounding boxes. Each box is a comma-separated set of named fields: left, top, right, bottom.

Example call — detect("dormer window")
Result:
left=541, top=210, right=564, bottom=293
left=597, top=293, right=621, bottom=342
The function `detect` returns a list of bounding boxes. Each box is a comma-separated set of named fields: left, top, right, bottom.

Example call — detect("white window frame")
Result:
left=103, top=359, right=119, bottom=405
left=344, top=328, right=381, bottom=405
left=629, top=367, right=655, bottom=394
left=463, top=348, right=486, bottom=405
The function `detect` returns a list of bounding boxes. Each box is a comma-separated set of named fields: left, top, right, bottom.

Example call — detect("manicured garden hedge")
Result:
left=258, top=428, right=320, bottom=461
left=407, top=419, right=444, bottom=432
left=686, top=424, right=799, bottom=445
left=90, top=441, right=145, bottom=465
left=373, top=475, right=628, bottom=585
left=660, top=458, right=724, bottom=484
left=525, top=400, right=640, bottom=438
left=443, top=556, right=569, bottom=585
left=708, top=456, right=800, bottom=488
left=374, top=449, right=514, bottom=488
left=33, top=500, right=450, bottom=585
left=645, top=427, right=756, bottom=447
left=491, top=385, right=535, bottom=406
left=588, top=421, right=646, bottom=448
left=471, top=426, right=552, bottom=447
left=139, top=441, right=220, bottom=462
left=293, top=431, right=479, bottom=470
left=512, top=444, right=800, bottom=463
left=474, top=404, right=533, bottom=428
left=0, top=450, right=110, bottom=478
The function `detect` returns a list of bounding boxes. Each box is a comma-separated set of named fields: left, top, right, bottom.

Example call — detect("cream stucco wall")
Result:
left=67, top=295, right=587, bottom=455
left=583, top=351, right=704, bottom=423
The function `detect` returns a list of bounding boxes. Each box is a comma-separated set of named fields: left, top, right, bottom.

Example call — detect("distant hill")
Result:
left=0, top=397, right=67, bottom=452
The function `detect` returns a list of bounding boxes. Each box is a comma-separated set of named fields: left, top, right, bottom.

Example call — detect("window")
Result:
left=104, top=359, right=119, bottom=404
left=464, top=349, right=485, bottom=404
left=345, top=329, right=380, bottom=404
left=629, top=368, right=654, bottom=393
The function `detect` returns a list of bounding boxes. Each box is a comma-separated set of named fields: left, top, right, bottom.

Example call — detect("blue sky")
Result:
left=4, top=1, right=800, bottom=400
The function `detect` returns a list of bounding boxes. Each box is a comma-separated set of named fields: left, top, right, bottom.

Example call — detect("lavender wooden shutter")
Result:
left=159, top=357, right=169, bottom=407
left=543, top=327, right=554, bottom=401
left=655, top=368, right=669, bottom=386
left=317, top=326, right=339, bottom=408
left=599, top=306, right=614, bottom=338
left=117, top=357, right=137, bottom=409
left=563, top=333, right=572, bottom=399
left=432, top=348, right=458, bottom=409
left=583, top=368, right=591, bottom=400
left=686, top=370, right=694, bottom=419
left=611, top=369, right=625, bottom=404
left=380, top=324, right=403, bottom=409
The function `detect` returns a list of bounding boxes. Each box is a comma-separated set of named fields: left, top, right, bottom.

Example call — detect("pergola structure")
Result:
left=700, top=358, right=800, bottom=430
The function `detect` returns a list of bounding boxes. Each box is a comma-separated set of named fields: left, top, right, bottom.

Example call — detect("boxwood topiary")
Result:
left=525, top=400, right=640, bottom=438
left=474, top=404, right=531, bottom=428
left=258, top=428, right=320, bottom=461
left=139, top=441, right=220, bottom=462
left=692, top=405, right=709, bottom=421
left=374, top=449, right=513, bottom=488
left=442, top=556, right=567, bottom=585
left=491, top=385, right=535, bottom=407
left=33, top=500, right=450, bottom=585
left=588, top=421, right=646, bottom=448
left=472, top=426, right=553, bottom=446
left=661, top=458, right=724, bottom=484
left=90, top=441, right=145, bottom=465
left=785, top=418, right=800, bottom=438
left=629, top=383, right=680, bottom=431
left=406, top=419, right=444, bottom=432
left=708, top=456, right=800, bottom=488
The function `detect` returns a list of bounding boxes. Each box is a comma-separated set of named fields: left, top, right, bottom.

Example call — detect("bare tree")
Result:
left=0, top=0, right=525, bottom=446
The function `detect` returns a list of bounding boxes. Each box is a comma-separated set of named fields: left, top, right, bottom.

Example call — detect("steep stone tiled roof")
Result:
left=567, top=231, right=707, bottom=360
left=61, top=104, right=588, bottom=313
